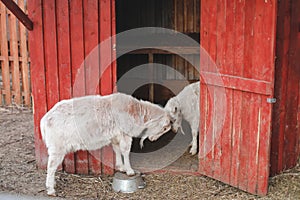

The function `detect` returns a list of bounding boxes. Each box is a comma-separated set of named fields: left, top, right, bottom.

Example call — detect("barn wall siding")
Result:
left=28, top=0, right=115, bottom=175
left=271, top=0, right=300, bottom=176
left=26, top=0, right=299, bottom=196
left=199, top=0, right=277, bottom=195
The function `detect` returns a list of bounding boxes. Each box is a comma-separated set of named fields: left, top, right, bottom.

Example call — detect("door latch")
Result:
left=267, top=98, right=277, bottom=104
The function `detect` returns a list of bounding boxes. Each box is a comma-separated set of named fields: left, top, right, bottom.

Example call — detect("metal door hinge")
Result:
left=267, top=98, right=276, bottom=104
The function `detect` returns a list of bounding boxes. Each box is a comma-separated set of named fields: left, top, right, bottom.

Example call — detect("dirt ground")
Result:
left=0, top=107, right=300, bottom=200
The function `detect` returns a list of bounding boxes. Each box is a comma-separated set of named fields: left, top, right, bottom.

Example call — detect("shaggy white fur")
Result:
left=40, top=93, right=171, bottom=196
left=164, top=82, right=200, bottom=155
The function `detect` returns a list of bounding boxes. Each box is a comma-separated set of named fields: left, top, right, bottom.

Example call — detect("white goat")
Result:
left=40, top=93, right=171, bottom=196
left=164, top=82, right=199, bottom=155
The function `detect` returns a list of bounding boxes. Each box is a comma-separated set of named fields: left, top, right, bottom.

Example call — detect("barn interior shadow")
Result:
left=116, top=0, right=200, bottom=172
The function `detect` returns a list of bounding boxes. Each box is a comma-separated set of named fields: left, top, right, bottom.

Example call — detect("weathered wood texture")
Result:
left=271, top=0, right=300, bottom=176
left=0, top=0, right=33, bottom=30
left=28, top=0, right=115, bottom=175
left=199, top=0, right=277, bottom=195
left=0, top=0, right=30, bottom=106
left=25, top=0, right=300, bottom=196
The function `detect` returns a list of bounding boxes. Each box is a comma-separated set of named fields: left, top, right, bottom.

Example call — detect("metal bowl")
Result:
left=112, top=171, right=146, bottom=193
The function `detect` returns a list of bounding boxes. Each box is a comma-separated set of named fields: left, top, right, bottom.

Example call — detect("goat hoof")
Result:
left=189, top=148, right=197, bottom=156
left=47, top=189, right=56, bottom=197
left=126, top=170, right=135, bottom=176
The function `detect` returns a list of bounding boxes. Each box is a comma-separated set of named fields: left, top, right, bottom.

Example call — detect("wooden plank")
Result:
left=199, top=84, right=214, bottom=176
left=70, top=0, right=85, bottom=175
left=100, top=0, right=113, bottom=93
left=225, top=0, right=235, bottom=76
left=27, top=0, right=48, bottom=169
left=230, top=0, right=244, bottom=187
left=219, top=88, right=232, bottom=184
left=8, top=8, right=21, bottom=104
left=198, top=83, right=207, bottom=173
left=43, top=0, right=59, bottom=110
left=298, top=82, right=300, bottom=160
left=84, top=0, right=100, bottom=175
left=271, top=0, right=297, bottom=176
left=237, top=0, right=256, bottom=192
left=195, top=0, right=200, bottom=33
left=0, top=0, right=33, bottom=30
left=204, top=85, right=215, bottom=178
left=246, top=1, right=266, bottom=193
left=250, top=0, right=275, bottom=194
left=199, top=0, right=213, bottom=178
left=0, top=55, right=31, bottom=62
left=219, top=0, right=235, bottom=184
left=230, top=90, right=243, bottom=187
left=183, top=0, right=187, bottom=32
left=215, top=0, right=226, bottom=74
left=233, top=0, right=245, bottom=78
left=186, top=0, right=194, bottom=33
left=212, top=0, right=226, bottom=181
left=259, top=0, right=277, bottom=83
left=212, top=0, right=224, bottom=179
left=237, top=92, right=251, bottom=192
left=100, top=0, right=114, bottom=175
left=56, top=0, right=72, bottom=100
left=243, top=0, right=255, bottom=79
left=174, top=0, right=177, bottom=31
left=0, top=3, right=11, bottom=105
left=212, top=87, right=222, bottom=181
left=56, top=0, right=74, bottom=174
left=200, top=72, right=273, bottom=95
left=193, top=0, right=197, bottom=32
left=117, top=47, right=200, bottom=55
left=111, top=0, right=117, bottom=91
left=18, top=0, right=30, bottom=106
left=283, top=0, right=300, bottom=171
left=269, top=0, right=286, bottom=171
left=251, top=0, right=265, bottom=81
left=207, top=0, right=217, bottom=73
left=257, top=98, right=272, bottom=195
left=246, top=94, right=260, bottom=194
left=176, top=0, right=183, bottom=32
left=70, top=1, right=85, bottom=99
left=294, top=2, right=300, bottom=161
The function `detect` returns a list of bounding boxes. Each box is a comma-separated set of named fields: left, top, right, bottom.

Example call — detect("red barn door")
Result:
left=28, top=0, right=116, bottom=175
left=199, top=0, right=277, bottom=195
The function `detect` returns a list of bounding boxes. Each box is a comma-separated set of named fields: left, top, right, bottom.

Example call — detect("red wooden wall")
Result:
left=199, top=0, right=277, bottom=195
left=27, top=0, right=299, bottom=196
left=28, top=0, right=116, bottom=175
left=271, top=0, right=300, bottom=176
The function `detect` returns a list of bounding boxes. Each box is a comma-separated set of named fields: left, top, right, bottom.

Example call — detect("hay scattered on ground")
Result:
left=0, top=107, right=300, bottom=200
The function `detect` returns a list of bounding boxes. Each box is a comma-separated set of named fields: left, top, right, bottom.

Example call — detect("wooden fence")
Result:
left=0, top=0, right=30, bottom=107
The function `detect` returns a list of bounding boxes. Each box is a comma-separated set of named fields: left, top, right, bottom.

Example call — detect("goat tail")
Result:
left=40, top=117, right=47, bottom=143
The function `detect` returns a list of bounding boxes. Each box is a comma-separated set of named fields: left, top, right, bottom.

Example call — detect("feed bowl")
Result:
left=112, top=171, right=146, bottom=193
